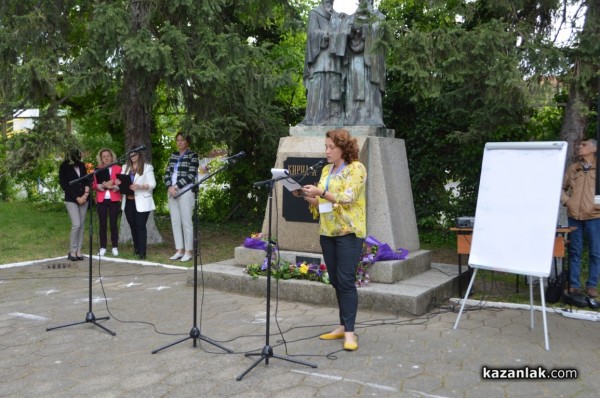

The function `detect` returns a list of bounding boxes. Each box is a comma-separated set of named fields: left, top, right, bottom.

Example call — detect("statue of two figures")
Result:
left=300, top=0, right=386, bottom=127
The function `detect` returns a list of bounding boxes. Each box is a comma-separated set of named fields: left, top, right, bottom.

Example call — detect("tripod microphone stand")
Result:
left=47, top=163, right=116, bottom=336
left=152, top=163, right=233, bottom=354
left=236, top=175, right=317, bottom=381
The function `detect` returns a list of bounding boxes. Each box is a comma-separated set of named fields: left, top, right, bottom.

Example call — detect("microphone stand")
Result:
left=152, top=161, right=233, bottom=354
left=47, top=160, right=120, bottom=336
left=236, top=172, right=317, bottom=381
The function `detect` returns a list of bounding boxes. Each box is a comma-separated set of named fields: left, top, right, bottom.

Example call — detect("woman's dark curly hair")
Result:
left=326, top=128, right=359, bottom=164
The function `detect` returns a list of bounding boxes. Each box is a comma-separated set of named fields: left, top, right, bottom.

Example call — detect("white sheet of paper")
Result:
left=271, top=168, right=303, bottom=192
left=319, top=202, right=333, bottom=213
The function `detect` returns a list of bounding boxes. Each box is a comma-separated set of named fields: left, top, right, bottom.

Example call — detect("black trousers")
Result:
left=320, top=233, right=364, bottom=332
left=124, top=199, right=149, bottom=257
left=96, top=199, right=120, bottom=249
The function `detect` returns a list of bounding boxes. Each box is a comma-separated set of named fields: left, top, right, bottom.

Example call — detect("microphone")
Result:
left=223, top=151, right=246, bottom=162
left=129, top=145, right=146, bottom=153
left=308, top=160, right=325, bottom=172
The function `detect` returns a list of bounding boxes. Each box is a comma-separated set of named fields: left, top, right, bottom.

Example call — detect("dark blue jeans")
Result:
left=320, top=233, right=364, bottom=332
left=568, top=217, right=600, bottom=289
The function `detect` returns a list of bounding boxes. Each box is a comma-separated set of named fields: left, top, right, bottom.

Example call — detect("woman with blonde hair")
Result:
left=92, top=148, right=122, bottom=256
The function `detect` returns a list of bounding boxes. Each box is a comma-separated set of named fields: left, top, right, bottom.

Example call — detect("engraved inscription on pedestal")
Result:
left=281, top=157, right=324, bottom=223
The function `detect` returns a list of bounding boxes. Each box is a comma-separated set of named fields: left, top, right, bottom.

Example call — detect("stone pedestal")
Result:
left=255, top=126, right=420, bottom=254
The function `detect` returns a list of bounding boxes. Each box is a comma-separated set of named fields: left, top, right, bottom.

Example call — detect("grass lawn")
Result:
left=0, top=201, right=260, bottom=265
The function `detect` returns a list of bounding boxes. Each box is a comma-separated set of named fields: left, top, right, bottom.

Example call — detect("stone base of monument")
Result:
left=233, top=246, right=432, bottom=285
left=184, top=127, right=462, bottom=316
left=186, top=255, right=459, bottom=316
left=188, top=246, right=458, bottom=316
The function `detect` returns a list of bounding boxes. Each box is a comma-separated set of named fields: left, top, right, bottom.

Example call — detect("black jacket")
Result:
left=59, top=160, right=90, bottom=203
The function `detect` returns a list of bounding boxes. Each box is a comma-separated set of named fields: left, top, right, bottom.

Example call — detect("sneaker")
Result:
left=587, top=287, right=598, bottom=298
left=112, top=248, right=119, bottom=256
left=98, top=248, right=106, bottom=256
left=170, top=252, right=184, bottom=260
left=180, top=253, right=192, bottom=262
left=569, top=287, right=580, bottom=295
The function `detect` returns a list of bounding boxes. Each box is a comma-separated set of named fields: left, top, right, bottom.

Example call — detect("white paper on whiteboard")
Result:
left=271, top=168, right=303, bottom=192
left=468, top=141, right=567, bottom=278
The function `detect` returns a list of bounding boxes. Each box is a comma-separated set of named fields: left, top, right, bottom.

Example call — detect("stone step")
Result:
left=234, top=246, right=432, bottom=284
left=187, top=260, right=460, bottom=316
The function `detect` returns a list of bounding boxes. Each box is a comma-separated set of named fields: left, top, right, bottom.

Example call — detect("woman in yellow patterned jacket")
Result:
left=300, top=128, right=367, bottom=351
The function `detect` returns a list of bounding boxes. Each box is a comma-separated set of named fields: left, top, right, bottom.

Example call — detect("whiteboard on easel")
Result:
left=469, top=142, right=568, bottom=278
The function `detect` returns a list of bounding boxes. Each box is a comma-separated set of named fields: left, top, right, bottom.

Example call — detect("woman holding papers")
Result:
left=164, top=132, right=199, bottom=262
left=120, top=146, right=156, bottom=260
left=299, top=128, right=367, bottom=351
left=92, top=148, right=122, bottom=257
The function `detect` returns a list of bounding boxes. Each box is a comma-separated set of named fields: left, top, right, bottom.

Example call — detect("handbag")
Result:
left=545, top=270, right=566, bottom=304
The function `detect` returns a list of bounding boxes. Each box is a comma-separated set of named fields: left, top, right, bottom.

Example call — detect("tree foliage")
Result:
left=380, top=0, right=596, bottom=228
left=0, top=0, right=305, bottom=220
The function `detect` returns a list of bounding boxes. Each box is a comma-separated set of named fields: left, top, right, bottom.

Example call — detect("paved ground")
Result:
left=1, top=256, right=599, bottom=398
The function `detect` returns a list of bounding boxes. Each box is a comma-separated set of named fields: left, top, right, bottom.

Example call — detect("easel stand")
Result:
left=236, top=177, right=317, bottom=381
left=453, top=268, right=550, bottom=351
left=46, top=158, right=125, bottom=336
left=152, top=164, right=233, bottom=354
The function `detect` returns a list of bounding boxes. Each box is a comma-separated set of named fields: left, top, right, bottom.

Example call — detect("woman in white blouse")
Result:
left=120, top=147, right=156, bottom=259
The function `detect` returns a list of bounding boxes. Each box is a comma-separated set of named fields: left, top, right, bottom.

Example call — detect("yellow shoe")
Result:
left=343, top=334, right=358, bottom=351
left=319, top=331, right=345, bottom=340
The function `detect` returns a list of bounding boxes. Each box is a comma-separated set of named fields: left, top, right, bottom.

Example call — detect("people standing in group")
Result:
left=92, top=148, right=122, bottom=257
left=59, top=149, right=90, bottom=262
left=297, top=128, right=367, bottom=351
left=561, top=139, right=600, bottom=298
left=164, top=132, right=199, bottom=262
left=120, top=147, right=156, bottom=260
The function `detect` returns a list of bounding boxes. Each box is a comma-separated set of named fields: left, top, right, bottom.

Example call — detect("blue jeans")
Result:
left=568, top=217, right=600, bottom=289
left=320, top=234, right=364, bottom=332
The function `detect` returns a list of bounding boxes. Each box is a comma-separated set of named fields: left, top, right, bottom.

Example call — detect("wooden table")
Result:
left=449, top=227, right=575, bottom=297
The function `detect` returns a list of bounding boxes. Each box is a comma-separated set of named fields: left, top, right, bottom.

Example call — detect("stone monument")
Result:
left=235, top=0, right=429, bottom=281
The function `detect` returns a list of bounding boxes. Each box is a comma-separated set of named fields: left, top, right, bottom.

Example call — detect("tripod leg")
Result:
left=46, top=320, right=87, bottom=331
left=236, top=355, right=268, bottom=381
left=46, top=314, right=115, bottom=336
left=198, top=335, right=234, bottom=353
left=271, top=353, right=318, bottom=368
left=151, top=336, right=193, bottom=354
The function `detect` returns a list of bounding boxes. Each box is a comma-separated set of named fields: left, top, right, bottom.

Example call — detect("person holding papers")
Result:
left=164, top=132, right=199, bottom=262
left=298, top=128, right=367, bottom=351
left=120, top=147, right=156, bottom=260
left=92, top=148, right=122, bottom=257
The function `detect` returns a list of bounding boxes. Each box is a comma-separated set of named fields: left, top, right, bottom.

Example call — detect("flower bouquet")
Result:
left=245, top=258, right=329, bottom=284
left=242, top=233, right=408, bottom=287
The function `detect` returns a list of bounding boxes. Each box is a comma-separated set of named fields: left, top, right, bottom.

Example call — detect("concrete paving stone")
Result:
left=402, top=373, right=443, bottom=393
left=2, top=258, right=600, bottom=397
left=466, top=384, right=508, bottom=398
left=442, top=369, right=481, bottom=390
